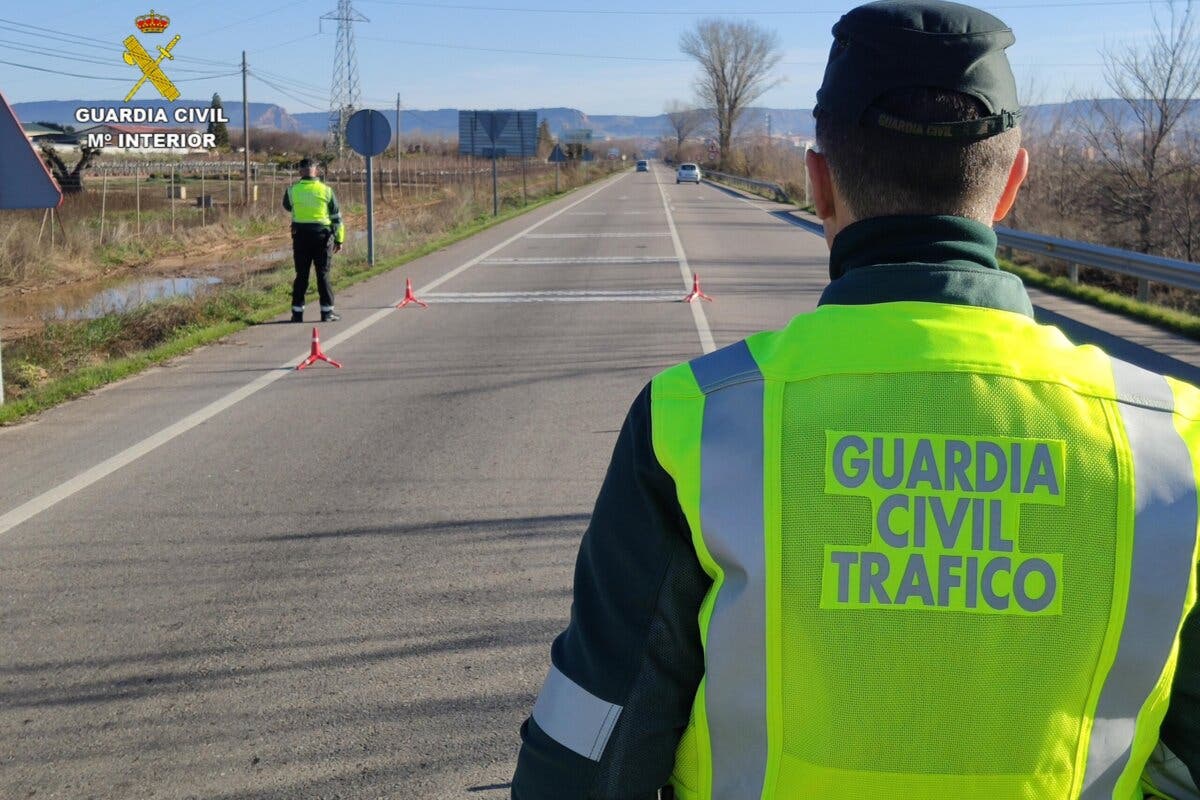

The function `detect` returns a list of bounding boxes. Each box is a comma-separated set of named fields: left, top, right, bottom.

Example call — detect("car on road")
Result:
left=636, top=160, right=648, bottom=172
left=676, top=163, right=701, bottom=184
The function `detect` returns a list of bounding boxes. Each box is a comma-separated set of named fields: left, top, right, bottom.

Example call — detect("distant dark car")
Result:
left=636, top=160, right=648, bottom=172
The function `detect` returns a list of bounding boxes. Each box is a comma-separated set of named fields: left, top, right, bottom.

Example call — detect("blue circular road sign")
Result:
left=345, top=109, right=391, bottom=157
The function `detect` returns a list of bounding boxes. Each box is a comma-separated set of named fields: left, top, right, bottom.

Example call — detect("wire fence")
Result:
left=0, top=155, right=612, bottom=287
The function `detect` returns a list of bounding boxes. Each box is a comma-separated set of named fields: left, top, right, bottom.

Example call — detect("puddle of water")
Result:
left=0, top=276, right=223, bottom=326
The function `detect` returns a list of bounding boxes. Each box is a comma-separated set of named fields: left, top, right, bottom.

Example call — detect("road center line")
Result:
left=0, top=172, right=629, bottom=539
left=653, top=165, right=716, bottom=354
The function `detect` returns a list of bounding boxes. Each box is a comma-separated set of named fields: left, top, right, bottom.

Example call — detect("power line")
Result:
left=0, top=37, right=243, bottom=74
left=0, top=58, right=135, bottom=81
left=249, top=32, right=326, bottom=55
left=251, top=70, right=328, bottom=111
left=356, top=34, right=691, bottom=62
left=191, top=0, right=314, bottom=38
left=0, top=16, right=237, bottom=69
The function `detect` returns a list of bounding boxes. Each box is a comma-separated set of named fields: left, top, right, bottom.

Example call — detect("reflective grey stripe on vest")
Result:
left=531, top=663, right=622, bottom=762
left=691, top=340, right=768, bottom=799
left=1081, top=359, right=1199, bottom=799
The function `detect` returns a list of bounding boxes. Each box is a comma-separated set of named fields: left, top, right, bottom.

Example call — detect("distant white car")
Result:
left=676, top=163, right=701, bottom=184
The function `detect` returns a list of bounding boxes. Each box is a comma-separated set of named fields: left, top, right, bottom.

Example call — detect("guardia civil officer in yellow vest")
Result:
left=283, top=157, right=345, bottom=323
left=512, top=2, right=1200, bottom=798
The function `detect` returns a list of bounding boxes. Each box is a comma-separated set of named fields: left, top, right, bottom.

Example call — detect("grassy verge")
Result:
left=1000, top=259, right=1200, bottom=341
left=0, top=177, right=610, bottom=426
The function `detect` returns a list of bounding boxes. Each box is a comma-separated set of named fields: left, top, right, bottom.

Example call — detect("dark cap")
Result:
left=814, top=0, right=1020, bottom=139
left=298, top=157, right=314, bottom=168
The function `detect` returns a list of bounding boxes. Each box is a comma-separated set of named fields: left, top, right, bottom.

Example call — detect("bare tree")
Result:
left=1081, top=0, right=1200, bottom=255
left=664, top=100, right=705, bottom=159
left=39, top=144, right=100, bottom=194
left=680, top=18, right=782, bottom=168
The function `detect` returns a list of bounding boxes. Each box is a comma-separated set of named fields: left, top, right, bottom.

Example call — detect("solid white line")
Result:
left=425, top=291, right=681, bottom=304
left=567, top=211, right=648, bottom=216
left=482, top=256, right=678, bottom=265
left=653, top=165, right=716, bottom=354
left=523, top=232, right=671, bottom=239
left=0, top=172, right=629, bottom=539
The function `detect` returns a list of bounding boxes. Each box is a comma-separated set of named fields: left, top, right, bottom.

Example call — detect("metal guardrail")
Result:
left=709, top=167, right=1200, bottom=300
left=995, top=226, right=1200, bottom=299
left=703, top=170, right=791, bottom=203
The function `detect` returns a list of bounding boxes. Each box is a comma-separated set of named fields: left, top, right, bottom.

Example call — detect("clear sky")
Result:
left=0, top=0, right=1175, bottom=116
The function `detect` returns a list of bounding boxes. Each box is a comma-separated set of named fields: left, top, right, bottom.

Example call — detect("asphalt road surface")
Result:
left=3, top=163, right=1199, bottom=799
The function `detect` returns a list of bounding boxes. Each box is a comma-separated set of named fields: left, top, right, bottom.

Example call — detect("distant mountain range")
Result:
left=14, top=99, right=1200, bottom=141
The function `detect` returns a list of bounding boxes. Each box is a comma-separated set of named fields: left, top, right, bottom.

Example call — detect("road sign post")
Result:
left=345, top=109, right=392, bottom=265
left=459, top=111, right=536, bottom=216
left=547, top=144, right=567, bottom=193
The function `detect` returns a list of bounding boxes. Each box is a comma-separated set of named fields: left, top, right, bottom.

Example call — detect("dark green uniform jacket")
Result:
left=510, top=215, right=1200, bottom=800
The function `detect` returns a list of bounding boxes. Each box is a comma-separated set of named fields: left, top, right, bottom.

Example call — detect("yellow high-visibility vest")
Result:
left=651, top=301, right=1200, bottom=800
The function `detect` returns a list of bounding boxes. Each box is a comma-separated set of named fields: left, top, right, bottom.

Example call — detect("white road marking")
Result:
left=426, top=290, right=682, bottom=303
left=0, top=173, right=629, bottom=539
left=523, top=232, right=671, bottom=239
left=567, top=211, right=647, bottom=216
left=653, top=166, right=716, bottom=354
left=482, top=256, right=678, bottom=265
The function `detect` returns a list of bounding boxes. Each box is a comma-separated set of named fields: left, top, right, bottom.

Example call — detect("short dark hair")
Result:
left=815, top=88, right=1021, bottom=222
left=298, top=157, right=314, bottom=169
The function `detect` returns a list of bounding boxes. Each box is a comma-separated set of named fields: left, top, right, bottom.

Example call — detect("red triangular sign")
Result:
left=0, top=91, right=63, bottom=209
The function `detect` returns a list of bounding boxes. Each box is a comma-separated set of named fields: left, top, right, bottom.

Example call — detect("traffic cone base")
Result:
left=296, top=326, right=343, bottom=370
left=397, top=278, right=428, bottom=309
left=682, top=273, right=713, bottom=303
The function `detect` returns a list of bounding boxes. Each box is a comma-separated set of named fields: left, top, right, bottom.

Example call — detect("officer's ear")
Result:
left=806, top=148, right=836, bottom=222
left=806, top=148, right=847, bottom=249
left=993, top=147, right=1029, bottom=223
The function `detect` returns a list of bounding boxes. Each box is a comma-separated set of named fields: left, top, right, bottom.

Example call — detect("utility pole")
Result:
left=403, top=92, right=408, bottom=194
left=242, top=50, right=250, bottom=205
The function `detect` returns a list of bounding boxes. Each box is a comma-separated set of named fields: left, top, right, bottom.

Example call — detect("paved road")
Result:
left=3, top=163, right=1199, bottom=799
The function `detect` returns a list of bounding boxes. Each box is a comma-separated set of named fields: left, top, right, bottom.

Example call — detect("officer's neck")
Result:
left=828, top=215, right=1000, bottom=281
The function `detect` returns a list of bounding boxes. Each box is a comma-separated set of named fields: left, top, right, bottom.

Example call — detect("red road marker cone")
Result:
left=682, top=273, right=713, bottom=303
left=397, top=278, right=428, bottom=309
left=296, top=327, right=343, bottom=371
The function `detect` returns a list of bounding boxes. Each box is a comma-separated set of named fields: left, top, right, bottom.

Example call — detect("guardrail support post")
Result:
left=1068, top=263, right=1079, bottom=284
left=1137, top=278, right=1150, bottom=302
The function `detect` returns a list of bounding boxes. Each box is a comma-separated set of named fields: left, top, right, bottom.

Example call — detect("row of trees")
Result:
left=1012, top=1, right=1200, bottom=263
left=670, top=6, right=1200, bottom=267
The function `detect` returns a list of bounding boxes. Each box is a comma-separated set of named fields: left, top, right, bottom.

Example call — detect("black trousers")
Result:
left=291, top=226, right=335, bottom=310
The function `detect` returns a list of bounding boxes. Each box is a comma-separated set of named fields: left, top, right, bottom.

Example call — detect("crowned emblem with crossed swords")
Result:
left=122, top=9, right=181, bottom=102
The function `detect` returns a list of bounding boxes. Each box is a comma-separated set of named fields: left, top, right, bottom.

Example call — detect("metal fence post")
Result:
left=201, top=166, right=206, bottom=226
left=99, top=167, right=108, bottom=245
left=135, top=163, right=141, bottom=237
left=1137, top=278, right=1150, bottom=302
left=1068, top=263, right=1079, bottom=284
left=170, top=164, right=177, bottom=235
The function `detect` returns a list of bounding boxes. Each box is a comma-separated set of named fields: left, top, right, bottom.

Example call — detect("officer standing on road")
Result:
left=283, top=157, right=345, bottom=323
left=512, top=2, right=1200, bottom=798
